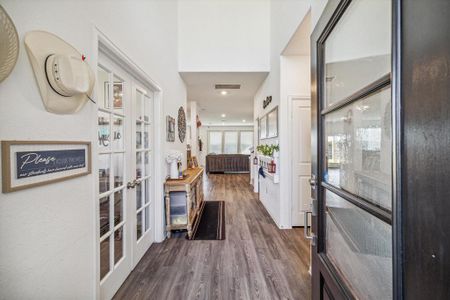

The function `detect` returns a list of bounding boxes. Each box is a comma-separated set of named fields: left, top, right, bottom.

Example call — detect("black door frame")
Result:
left=310, top=0, right=403, bottom=299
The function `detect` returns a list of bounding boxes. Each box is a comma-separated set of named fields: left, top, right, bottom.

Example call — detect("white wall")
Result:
left=178, top=0, right=270, bottom=72
left=253, top=0, right=310, bottom=228
left=0, top=1, right=186, bottom=299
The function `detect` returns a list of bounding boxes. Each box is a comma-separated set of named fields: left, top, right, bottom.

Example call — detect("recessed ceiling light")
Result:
left=220, top=90, right=228, bottom=95
left=221, top=113, right=226, bottom=118
left=222, top=122, right=225, bottom=125
left=242, top=119, right=246, bottom=123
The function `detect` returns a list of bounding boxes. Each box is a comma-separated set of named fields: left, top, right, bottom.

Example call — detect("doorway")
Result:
left=96, top=51, right=156, bottom=299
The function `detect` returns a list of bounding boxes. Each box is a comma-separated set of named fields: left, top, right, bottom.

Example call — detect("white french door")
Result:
left=96, top=53, right=154, bottom=300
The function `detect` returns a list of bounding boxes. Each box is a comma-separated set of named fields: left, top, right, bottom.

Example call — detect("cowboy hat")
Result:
left=0, top=5, right=19, bottom=83
left=24, top=30, right=95, bottom=114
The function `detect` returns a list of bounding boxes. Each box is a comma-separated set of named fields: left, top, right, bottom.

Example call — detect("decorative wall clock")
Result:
left=177, top=106, right=186, bottom=143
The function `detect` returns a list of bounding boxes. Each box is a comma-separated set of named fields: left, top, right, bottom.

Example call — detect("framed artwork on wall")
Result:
left=267, top=106, right=278, bottom=138
left=166, top=116, right=175, bottom=142
left=1, top=141, right=91, bottom=193
left=260, top=115, right=267, bottom=139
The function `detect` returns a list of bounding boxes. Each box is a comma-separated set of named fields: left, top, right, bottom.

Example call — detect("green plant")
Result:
left=256, top=144, right=279, bottom=157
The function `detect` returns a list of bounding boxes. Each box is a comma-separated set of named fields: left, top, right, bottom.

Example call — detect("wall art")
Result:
left=166, top=115, right=175, bottom=142
left=178, top=106, right=186, bottom=143
left=2, top=141, right=91, bottom=193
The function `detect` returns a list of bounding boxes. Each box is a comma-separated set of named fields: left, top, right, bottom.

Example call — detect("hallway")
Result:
left=113, top=174, right=311, bottom=299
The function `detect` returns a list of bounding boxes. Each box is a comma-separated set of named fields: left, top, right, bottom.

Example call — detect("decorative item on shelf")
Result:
left=268, top=160, right=276, bottom=173
left=1, top=141, right=91, bottom=193
left=196, top=114, right=202, bottom=128
left=0, top=5, right=19, bottom=84
left=256, top=144, right=279, bottom=157
left=166, top=150, right=182, bottom=179
left=166, top=115, right=176, bottom=142
left=24, top=31, right=95, bottom=114
left=253, top=156, right=258, bottom=165
left=178, top=106, right=186, bottom=142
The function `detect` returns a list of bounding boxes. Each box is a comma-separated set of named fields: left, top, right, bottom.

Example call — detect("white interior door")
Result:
left=291, top=98, right=312, bottom=226
left=97, top=54, right=155, bottom=300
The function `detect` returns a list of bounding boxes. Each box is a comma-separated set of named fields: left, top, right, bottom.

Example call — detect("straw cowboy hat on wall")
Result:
left=0, top=5, right=19, bottom=84
left=24, top=30, right=95, bottom=114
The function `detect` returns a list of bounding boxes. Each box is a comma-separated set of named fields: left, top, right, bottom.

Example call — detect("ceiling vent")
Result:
left=215, top=84, right=241, bottom=90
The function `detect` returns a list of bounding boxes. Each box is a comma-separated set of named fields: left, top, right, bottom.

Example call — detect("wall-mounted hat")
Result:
left=0, top=5, right=19, bottom=83
left=24, top=31, right=95, bottom=114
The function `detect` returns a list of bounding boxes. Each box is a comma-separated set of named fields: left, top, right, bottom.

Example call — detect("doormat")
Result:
left=191, top=201, right=225, bottom=240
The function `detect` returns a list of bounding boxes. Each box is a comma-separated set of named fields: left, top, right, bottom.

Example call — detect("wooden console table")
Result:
left=164, top=167, right=204, bottom=238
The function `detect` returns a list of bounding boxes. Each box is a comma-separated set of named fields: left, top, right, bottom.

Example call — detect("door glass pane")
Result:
left=136, top=122, right=142, bottom=149
left=113, top=153, right=124, bottom=188
left=240, top=131, right=253, bottom=154
left=97, top=66, right=110, bottom=109
left=144, top=94, right=152, bottom=123
left=98, top=112, right=110, bottom=151
left=136, top=211, right=142, bottom=240
left=114, top=190, right=123, bottom=226
left=324, top=0, right=391, bottom=107
left=114, top=227, right=123, bottom=265
left=325, top=190, right=392, bottom=299
left=99, top=196, right=110, bottom=237
left=145, top=206, right=150, bottom=231
left=324, top=86, right=391, bottom=210
left=98, top=155, right=110, bottom=194
left=100, top=237, right=110, bottom=280
left=136, top=182, right=142, bottom=210
left=144, top=124, right=150, bottom=149
left=136, top=90, right=143, bottom=122
left=112, top=76, right=124, bottom=114
left=112, top=115, right=124, bottom=151
left=144, top=179, right=150, bottom=204
left=136, top=152, right=142, bottom=179
left=224, top=132, right=238, bottom=154
left=145, top=151, right=151, bottom=177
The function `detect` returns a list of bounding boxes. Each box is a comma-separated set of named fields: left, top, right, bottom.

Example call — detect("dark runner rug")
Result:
left=191, top=201, right=225, bottom=240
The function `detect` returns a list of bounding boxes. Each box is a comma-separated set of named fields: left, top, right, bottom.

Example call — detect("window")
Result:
left=240, top=131, right=253, bottom=154
left=207, top=130, right=254, bottom=154
left=224, top=132, right=238, bottom=154
left=208, top=131, right=222, bottom=154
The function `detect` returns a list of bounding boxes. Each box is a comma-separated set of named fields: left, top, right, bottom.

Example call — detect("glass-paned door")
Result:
left=97, top=55, right=155, bottom=299
left=310, top=0, right=393, bottom=299
left=97, top=63, right=130, bottom=299
left=131, top=85, right=154, bottom=264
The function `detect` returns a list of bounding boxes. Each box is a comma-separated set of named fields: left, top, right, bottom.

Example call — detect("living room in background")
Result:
left=207, top=130, right=254, bottom=154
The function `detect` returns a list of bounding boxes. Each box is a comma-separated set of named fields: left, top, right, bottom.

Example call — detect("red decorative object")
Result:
left=268, top=160, right=276, bottom=173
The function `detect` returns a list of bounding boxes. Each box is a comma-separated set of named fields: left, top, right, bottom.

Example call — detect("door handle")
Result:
left=304, top=210, right=317, bottom=246
left=304, top=211, right=313, bottom=240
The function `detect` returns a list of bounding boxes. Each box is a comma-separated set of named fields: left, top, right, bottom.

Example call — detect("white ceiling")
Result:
left=180, top=72, right=268, bottom=126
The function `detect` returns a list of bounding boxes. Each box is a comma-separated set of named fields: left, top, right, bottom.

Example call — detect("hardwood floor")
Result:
left=113, top=173, right=311, bottom=300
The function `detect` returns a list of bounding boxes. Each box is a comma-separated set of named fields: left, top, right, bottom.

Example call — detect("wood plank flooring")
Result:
left=113, top=173, right=311, bottom=300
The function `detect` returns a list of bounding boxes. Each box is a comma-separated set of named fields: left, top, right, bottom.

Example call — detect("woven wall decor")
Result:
left=177, top=106, right=186, bottom=143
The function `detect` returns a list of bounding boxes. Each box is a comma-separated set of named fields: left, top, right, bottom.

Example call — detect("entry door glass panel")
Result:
left=325, top=190, right=392, bottom=299
left=324, top=86, right=391, bottom=210
left=97, top=65, right=127, bottom=281
left=324, top=0, right=391, bottom=107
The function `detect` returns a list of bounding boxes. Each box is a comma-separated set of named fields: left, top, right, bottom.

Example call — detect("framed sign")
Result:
left=2, top=141, right=91, bottom=193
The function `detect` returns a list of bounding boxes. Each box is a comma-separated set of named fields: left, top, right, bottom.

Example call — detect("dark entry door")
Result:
left=310, top=0, right=394, bottom=299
